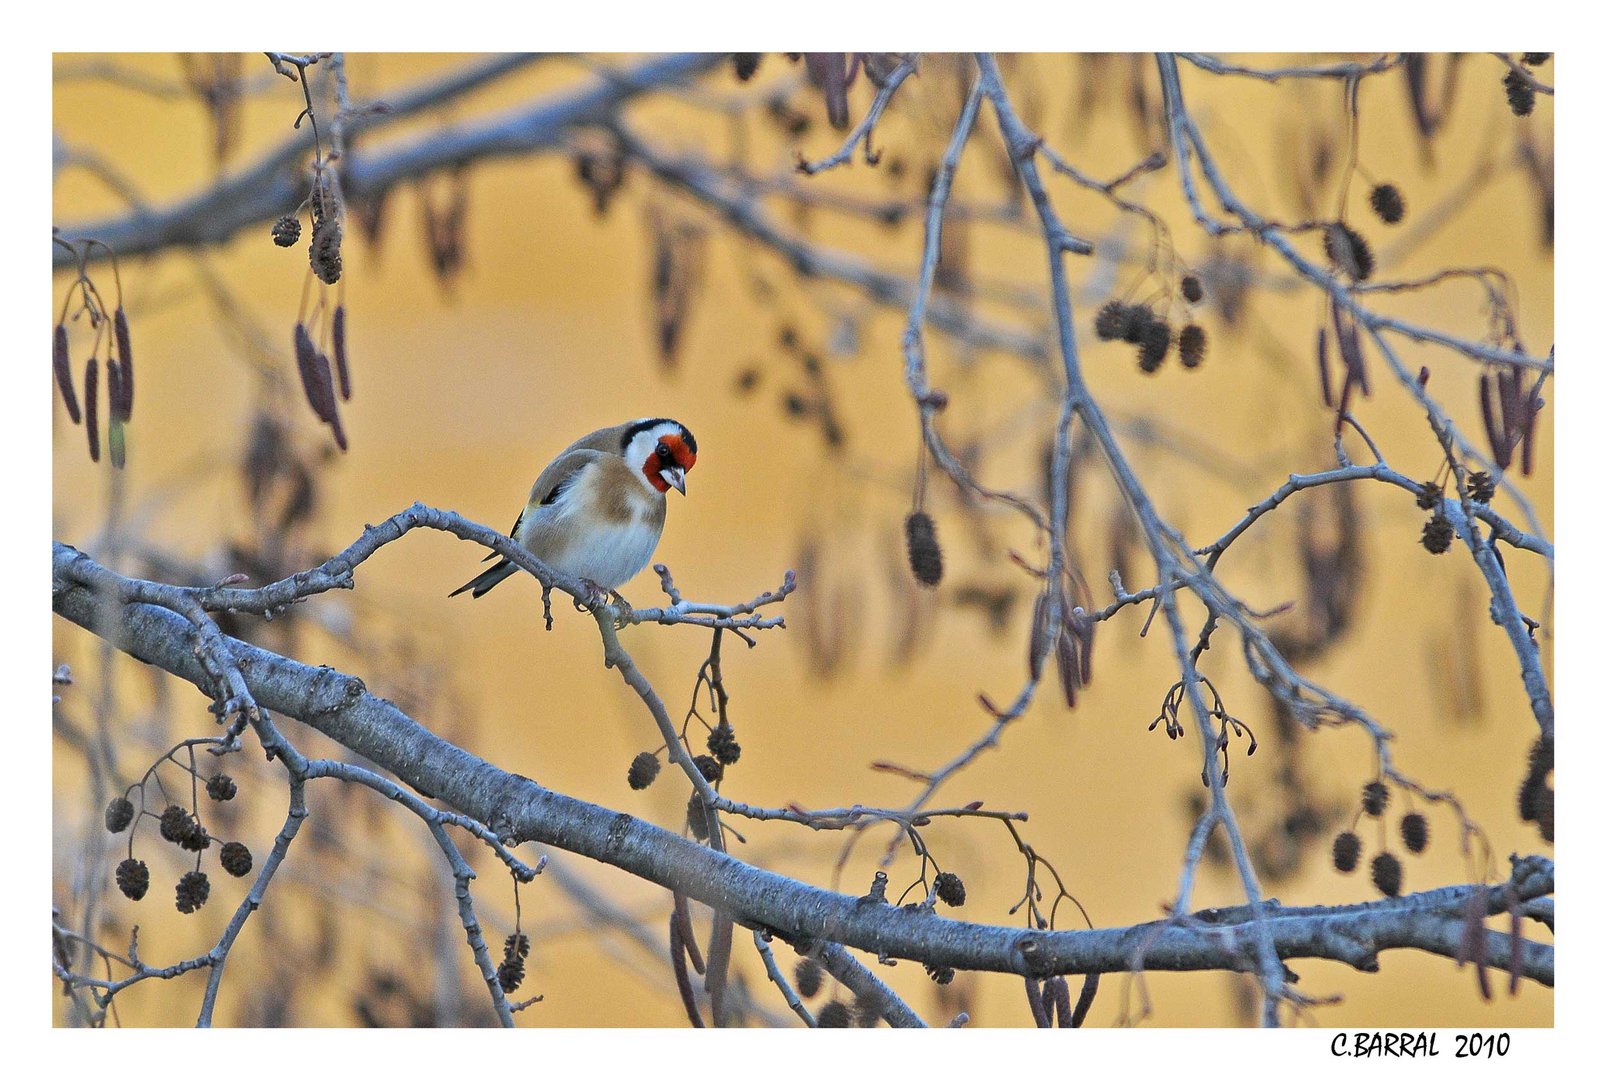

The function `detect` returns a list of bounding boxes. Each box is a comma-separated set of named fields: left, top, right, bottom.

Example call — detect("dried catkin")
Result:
left=84, top=357, right=100, bottom=462
left=294, top=324, right=333, bottom=424
left=113, top=307, right=134, bottom=419
left=1323, top=222, right=1375, bottom=281
left=904, top=511, right=943, bottom=587
left=54, top=324, right=81, bottom=423
left=332, top=305, right=352, bottom=400
left=1178, top=324, right=1207, bottom=369
left=1369, top=183, right=1406, bottom=225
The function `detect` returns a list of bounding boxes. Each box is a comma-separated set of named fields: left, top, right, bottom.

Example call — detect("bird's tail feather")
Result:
left=448, top=559, right=518, bottom=599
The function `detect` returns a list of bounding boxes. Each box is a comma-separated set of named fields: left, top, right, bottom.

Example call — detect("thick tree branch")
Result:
left=53, top=543, right=1554, bottom=991
left=53, top=53, right=718, bottom=266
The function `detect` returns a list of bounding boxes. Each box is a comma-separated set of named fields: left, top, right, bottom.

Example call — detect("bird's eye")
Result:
left=656, top=444, right=671, bottom=460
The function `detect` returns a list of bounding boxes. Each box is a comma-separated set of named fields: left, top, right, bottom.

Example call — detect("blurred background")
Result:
left=52, top=52, right=1553, bottom=1027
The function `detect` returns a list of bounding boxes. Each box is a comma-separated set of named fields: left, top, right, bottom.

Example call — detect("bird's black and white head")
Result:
left=621, top=418, right=697, bottom=495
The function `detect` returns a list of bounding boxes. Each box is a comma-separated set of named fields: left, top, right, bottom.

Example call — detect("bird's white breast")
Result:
left=557, top=509, right=663, bottom=590
left=532, top=467, right=666, bottom=591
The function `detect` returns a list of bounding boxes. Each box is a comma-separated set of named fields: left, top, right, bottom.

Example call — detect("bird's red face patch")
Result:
left=643, top=433, right=696, bottom=493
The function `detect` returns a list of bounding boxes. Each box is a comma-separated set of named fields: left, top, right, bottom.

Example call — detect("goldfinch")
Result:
left=450, top=418, right=697, bottom=601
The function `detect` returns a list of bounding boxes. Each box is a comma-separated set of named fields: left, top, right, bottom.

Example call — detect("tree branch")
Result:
left=53, top=53, right=718, bottom=266
left=53, top=542, right=1554, bottom=991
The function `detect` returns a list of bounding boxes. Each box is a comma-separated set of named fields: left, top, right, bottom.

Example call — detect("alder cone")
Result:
left=904, top=511, right=943, bottom=587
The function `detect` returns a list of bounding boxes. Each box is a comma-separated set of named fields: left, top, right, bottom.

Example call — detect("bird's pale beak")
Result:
left=662, top=465, right=687, bottom=495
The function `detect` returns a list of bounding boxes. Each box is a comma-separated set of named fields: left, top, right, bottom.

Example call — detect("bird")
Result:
left=450, top=418, right=697, bottom=604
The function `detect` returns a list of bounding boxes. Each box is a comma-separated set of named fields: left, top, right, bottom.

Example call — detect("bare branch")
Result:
left=52, top=53, right=714, bottom=267
left=53, top=543, right=1554, bottom=991
left=796, top=57, right=916, bottom=175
